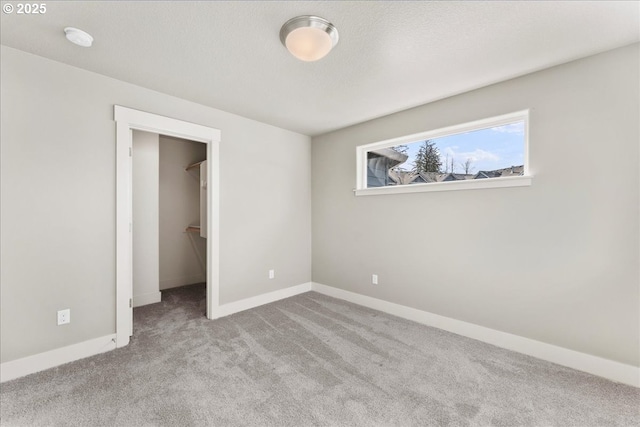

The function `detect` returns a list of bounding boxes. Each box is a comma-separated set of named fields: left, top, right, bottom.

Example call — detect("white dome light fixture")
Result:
left=64, top=27, right=93, bottom=47
left=280, top=16, right=338, bottom=62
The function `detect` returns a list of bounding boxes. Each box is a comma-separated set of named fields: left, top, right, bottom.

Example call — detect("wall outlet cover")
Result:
left=57, top=309, right=70, bottom=325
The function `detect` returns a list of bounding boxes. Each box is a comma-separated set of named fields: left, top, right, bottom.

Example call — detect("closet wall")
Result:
left=159, top=136, right=207, bottom=290
left=132, top=130, right=161, bottom=307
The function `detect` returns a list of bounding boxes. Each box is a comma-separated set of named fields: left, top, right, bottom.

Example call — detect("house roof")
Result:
left=476, top=166, right=524, bottom=179
left=443, top=173, right=475, bottom=181
left=369, top=148, right=409, bottom=166
left=416, top=172, right=446, bottom=183
left=388, top=169, right=417, bottom=185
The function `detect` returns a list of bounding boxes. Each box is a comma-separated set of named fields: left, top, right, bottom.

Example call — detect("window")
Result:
left=355, top=110, right=532, bottom=196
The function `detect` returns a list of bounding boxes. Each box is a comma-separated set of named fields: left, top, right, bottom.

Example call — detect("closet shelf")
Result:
left=185, top=225, right=201, bottom=233
left=185, top=160, right=205, bottom=171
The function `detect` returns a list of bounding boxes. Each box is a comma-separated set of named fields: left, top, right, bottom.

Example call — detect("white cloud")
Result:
left=440, top=147, right=499, bottom=163
left=491, top=122, right=524, bottom=134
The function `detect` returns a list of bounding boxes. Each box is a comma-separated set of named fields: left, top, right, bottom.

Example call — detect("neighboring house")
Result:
left=416, top=172, right=446, bottom=183
left=388, top=169, right=418, bottom=185
left=367, top=148, right=408, bottom=187
left=389, top=170, right=450, bottom=185
left=475, top=171, right=502, bottom=179
left=475, top=165, right=524, bottom=179
left=412, top=172, right=446, bottom=184
left=442, top=173, right=475, bottom=182
left=377, top=163, right=525, bottom=186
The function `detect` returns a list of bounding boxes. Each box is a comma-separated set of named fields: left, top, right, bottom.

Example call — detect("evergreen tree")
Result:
left=412, top=140, right=442, bottom=173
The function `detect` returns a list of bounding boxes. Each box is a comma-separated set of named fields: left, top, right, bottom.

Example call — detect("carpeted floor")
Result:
left=1, top=284, right=638, bottom=426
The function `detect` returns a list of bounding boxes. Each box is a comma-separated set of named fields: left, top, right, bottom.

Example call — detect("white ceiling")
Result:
left=1, top=1, right=638, bottom=136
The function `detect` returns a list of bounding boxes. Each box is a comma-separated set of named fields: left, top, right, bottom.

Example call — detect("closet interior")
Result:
left=131, top=130, right=207, bottom=317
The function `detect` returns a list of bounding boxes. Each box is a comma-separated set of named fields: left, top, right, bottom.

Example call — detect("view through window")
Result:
left=366, top=120, right=526, bottom=188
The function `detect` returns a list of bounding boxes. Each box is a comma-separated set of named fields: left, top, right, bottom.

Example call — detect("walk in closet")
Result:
left=131, top=130, right=207, bottom=309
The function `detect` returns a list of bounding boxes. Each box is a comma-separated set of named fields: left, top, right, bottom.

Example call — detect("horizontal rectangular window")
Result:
left=356, top=110, right=532, bottom=196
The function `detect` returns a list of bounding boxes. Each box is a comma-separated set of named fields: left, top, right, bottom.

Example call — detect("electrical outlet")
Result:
left=372, top=274, right=378, bottom=285
left=57, top=309, right=70, bottom=325
left=269, top=269, right=275, bottom=279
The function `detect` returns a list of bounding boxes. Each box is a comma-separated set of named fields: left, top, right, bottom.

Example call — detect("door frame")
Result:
left=114, top=106, right=221, bottom=347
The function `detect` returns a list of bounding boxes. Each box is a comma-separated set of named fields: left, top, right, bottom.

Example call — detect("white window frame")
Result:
left=355, top=110, right=532, bottom=196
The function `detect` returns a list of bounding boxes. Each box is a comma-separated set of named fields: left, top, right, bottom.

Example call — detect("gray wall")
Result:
left=159, top=136, right=207, bottom=290
left=311, top=44, right=639, bottom=366
left=0, top=46, right=311, bottom=363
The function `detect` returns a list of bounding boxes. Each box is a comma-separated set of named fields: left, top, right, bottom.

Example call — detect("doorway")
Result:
left=115, top=106, right=220, bottom=348
left=131, top=132, right=208, bottom=313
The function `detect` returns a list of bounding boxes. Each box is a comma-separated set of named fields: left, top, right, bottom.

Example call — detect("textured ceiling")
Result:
left=1, top=1, right=638, bottom=136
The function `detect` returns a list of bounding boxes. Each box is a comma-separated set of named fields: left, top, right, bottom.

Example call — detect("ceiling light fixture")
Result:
left=64, top=27, right=93, bottom=47
left=280, top=16, right=338, bottom=62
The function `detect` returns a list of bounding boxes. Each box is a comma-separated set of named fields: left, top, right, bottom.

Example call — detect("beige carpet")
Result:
left=1, top=283, right=639, bottom=426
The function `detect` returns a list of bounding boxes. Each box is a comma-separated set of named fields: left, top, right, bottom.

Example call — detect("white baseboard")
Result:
left=6, top=283, right=635, bottom=388
left=210, top=282, right=313, bottom=319
left=159, top=275, right=205, bottom=290
left=0, top=283, right=311, bottom=383
left=311, top=282, right=640, bottom=388
left=133, top=291, right=162, bottom=307
left=0, top=334, right=117, bottom=383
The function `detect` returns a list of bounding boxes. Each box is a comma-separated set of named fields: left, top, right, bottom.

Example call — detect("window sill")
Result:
left=354, top=175, right=533, bottom=196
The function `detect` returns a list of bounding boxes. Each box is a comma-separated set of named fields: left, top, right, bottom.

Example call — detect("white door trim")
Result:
left=114, top=106, right=221, bottom=347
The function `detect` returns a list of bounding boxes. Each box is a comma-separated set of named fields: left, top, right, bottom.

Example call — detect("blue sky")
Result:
left=397, top=121, right=525, bottom=173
